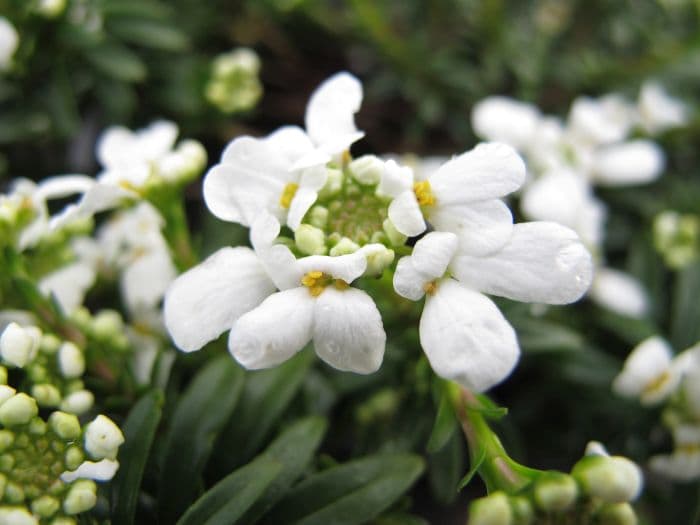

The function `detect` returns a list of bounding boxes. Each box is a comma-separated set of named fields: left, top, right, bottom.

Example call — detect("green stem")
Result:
left=155, top=194, right=198, bottom=272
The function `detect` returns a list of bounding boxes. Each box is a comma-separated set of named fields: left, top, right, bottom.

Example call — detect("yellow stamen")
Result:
left=642, top=370, right=671, bottom=397
left=413, top=180, right=436, bottom=206
left=279, top=182, right=299, bottom=209
left=341, top=150, right=352, bottom=166
left=307, top=270, right=323, bottom=279
left=302, top=271, right=334, bottom=297
left=118, top=180, right=140, bottom=193
left=334, top=279, right=349, bottom=290
left=309, top=285, right=325, bottom=297
left=423, top=281, right=438, bottom=295
left=678, top=443, right=700, bottom=454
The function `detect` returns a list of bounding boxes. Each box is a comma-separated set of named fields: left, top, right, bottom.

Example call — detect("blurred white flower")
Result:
left=0, top=17, right=19, bottom=72
left=649, top=424, right=700, bottom=481
left=638, top=82, right=688, bottom=135
left=471, top=96, right=541, bottom=151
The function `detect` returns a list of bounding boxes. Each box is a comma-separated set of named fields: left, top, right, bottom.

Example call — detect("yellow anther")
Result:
left=279, top=183, right=299, bottom=209
left=643, top=370, right=671, bottom=397
left=118, top=180, right=140, bottom=193
left=413, top=180, right=436, bottom=206
left=309, top=285, right=325, bottom=297
left=302, top=271, right=333, bottom=297
left=301, top=274, right=318, bottom=287
left=341, top=150, right=352, bottom=166
left=307, top=271, right=323, bottom=279
left=334, top=279, right=349, bottom=290
left=423, top=280, right=438, bottom=295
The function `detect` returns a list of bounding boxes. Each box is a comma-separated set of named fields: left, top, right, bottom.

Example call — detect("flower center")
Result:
left=413, top=180, right=435, bottom=207
left=326, top=189, right=388, bottom=245
left=301, top=271, right=348, bottom=296
left=642, top=370, right=672, bottom=397
left=423, top=280, right=439, bottom=295
left=279, top=183, right=299, bottom=209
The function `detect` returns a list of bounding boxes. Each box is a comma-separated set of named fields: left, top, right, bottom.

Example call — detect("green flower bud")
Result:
left=534, top=472, right=578, bottom=512
left=0, top=430, right=13, bottom=451
left=32, top=384, right=62, bottom=407
left=40, top=334, right=61, bottom=354
left=92, top=310, right=124, bottom=340
left=329, top=237, right=360, bottom=256
left=35, top=0, right=67, bottom=18
left=318, top=168, right=343, bottom=200
left=572, top=455, right=643, bottom=503
left=70, top=308, right=91, bottom=330
left=4, top=480, right=25, bottom=503
left=64, top=446, right=85, bottom=471
left=49, top=412, right=82, bottom=440
left=28, top=417, right=47, bottom=435
left=510, top=496, right=533, bottom=525
left=0, top=393, right=39, bottom=426
left=32, top=494, right=61, bottom=517
left=0, top=453, right=14, bottom=471
left=307, top=206, right=329, bottom=229
left=382, top=218, right=407, bottom=247
left=295, top=224, right=328, bottom=255
left=0, top=507, right=37, bottom=525
left=597, top=502, right=638, bottom=525
left=0, top=385, right=16, bottom=405
left=59, top=390, right=94, bottom=415
left=58, top=342, right=85, bottom=379
left=27, top=364, right=49, bottom=383
left=63, top=479, right=97, bottom=515
left=349, top=155, right=384, bottom=185
left=84, top=415, right=124, bottom=460
left=363, top=246, right=395, bottom=276
left=51, top=517, right=76, bottom=525
left=468, top=491, right=513, bottom=525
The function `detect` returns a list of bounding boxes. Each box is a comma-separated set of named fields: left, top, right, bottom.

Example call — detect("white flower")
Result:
left=591, top=140, right=665, bottom=186
left=0, top=17, right=19, bottom=72
left=84, top=414, right=124, bottom=460
left=393, top=226, right=593, bottom=391
left=58, top=341, right=85, bottom=378
left=588, top=268, right=649, bottom=319
left=613, top=336, right=680, bottom=404
left=384, top=142, right=525, bottom=256
left=649, top=424, right=700, bottom=482
left=203, top=72, right=364, bottom=230
left=638, top=82, right=688, bottom=135
left=471, top=96, right=541, bottom=151
left=61, top=458, right=119, bottom=483
left=567, top=94, right=636, bottom=146
left=0, top=322, right=41, bottom=368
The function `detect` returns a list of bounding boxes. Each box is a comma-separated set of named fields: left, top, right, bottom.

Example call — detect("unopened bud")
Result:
left=534, top=472, right=578, bottom=512
left=28, top=416, right=47, bottom=435
left=0, top=430, right=14, bottom=451
left=510, top=496, right=533, bottom=525
left=318, top=168, right=343, bottom=199
left=362, top=245, right=394, bottom=276
left=84, top=415, right=124, bottom=460
left=468, top=491, right=513, bottom=525
left=51, top=518, right=77, bottom=525
left=92, top=310, right=123, bottom=339
left=307, top=206, right=329, bottom=229
left=0, top=507, right=38, bottom=525
left=0, top=384, right=16, bottom=405
left=573, top=455, right=643, bottom=503
left=64, top=446, right=85, bottom=471
left=63, top=479, right=97, bottom=515
left=31, top=494, right=61, bottom=518
left=32, top=383, right=62, bottom=406
left=60, top=390, right=94, bottom=415
left=0, top=322, right=41, bottom=367
left=58, top=342, right=85, bottom=378
left=597, top=502, right=638, bottom=525
left=329, top=237, right=360, bottom=256
left=49, top=412, right=82, bottom=440
left=295, top=224, right=327, bottom=255
left=0, top=393, right=39, bottom=426
left=40, top=334, right=61, bottom=354
left=4, top=480, right=25, bottom=503
left=349, top=155, right=384, bottom=185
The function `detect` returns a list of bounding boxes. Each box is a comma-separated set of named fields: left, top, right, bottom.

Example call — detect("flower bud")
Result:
left=329, top=237, right=360, bottom=256
left=0, top=429, right=14, bottom=451
left=510, top=496, right=533, bottom=525
left=84, top=415, right=124, bottom=460
left=0, top=384, right=16, bottom=405
left=597, top=502, right=638, bottom=525
left=28, top=416, right=47, bottom=435
left=573, top=455, right=643, bottom=503
left=4, top=480, right=25, bottom=503
left=49, top=412, right=82, bottom=440
left=58, top=342, right=85, bottom=379
left=349, top=155, right=384, bottom=185
left=64, top=446, right=85, bottom=471
left=0, top=322, right=41, bottom=368
left=60, top=390, right=94, bottom=415
left=307, top=206, right=329, bottom=229
left=0, top=507, right=38, bottom=525
left=91, top=310, right=124, bottom=340
left=40, top=334, right=61, bottom=354
left=382, top=218, right=407, bottom=247
left=63, top=479, right=97, bottom=515
left=0, top=393, right=39, bottom=426
left=31, top=494, right=61, bottom=517
left=32, top=384, right=62, bottom=406
left=51, top=518, right=77, bottom=525
left=318, top=168, right=343, bottom=199
left=295, top=224, right=327, bottom=255
left=468, top=491, right=513, bottom=525
left=533, top=472, right=578, bottom=512
left=363, top=246, right=395, bottom=276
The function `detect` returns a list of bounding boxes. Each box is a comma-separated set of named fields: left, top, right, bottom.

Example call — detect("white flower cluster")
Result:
left=165, top=72, right=594, bottom=392
left=472, top=83, right=688, bottom=318
left=614, top=336, right=700, bottom=481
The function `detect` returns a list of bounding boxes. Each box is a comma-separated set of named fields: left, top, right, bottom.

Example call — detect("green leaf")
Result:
left=512, top=317, right=584, bottom=353
left=457, top=446, right=486, bottom=491
left=177, top=457, right=282, bottom=525
left=472, top=395, right=508, bottom=421
left=157, top=355, right=245, bottom=524
left=101, top=0, right=171, bottom=18
left=243, top=416, right=328, bottom=523
left=107, top=18, right=189, bottom=51
left=426, top=384, right=457, bottom=454
left=428, top=427, right=464, bottom=504
left=261, top=453, right=424, bottom=525
left=110, top=390, right=163, bottom=525
left=83, top=42, right=147, bottom=82
left=210, top=350, right=314, bottom=476
left=671, top=261, right=700, bottom=350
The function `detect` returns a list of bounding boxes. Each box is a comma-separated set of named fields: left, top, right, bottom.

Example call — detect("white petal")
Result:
left=290, top=149, right=333, bottom=171
left=305, top=72, right=364, bottom=154
left=97, top=126, right=134, bottom=167
left=410, top=231, right=459, bottom=278
left=287, top=187, right=318, bottom=231
left=471, top=96, right=541, bottom=149
left=60, top=459, right=119, bottom=483
left=638, top=82, right=687, bottom=134
left=649, top=451, right=700, bottom=482
left=388, top=191, right=426, bottom=237
left=393, top=256, right=427, bottom=301
left=36, top=175, right=95, bottom=200
left=592, top=140, right=665, bottom=186
left=39, top=261, right=96, bottom=313
left=376, top=159, right=414, bottom=198
left=259, top=126, right=316, bottom=164
left=313, top=287, right=385, bottom=373
left=568, top=95, right=634, bottom=145
left=420, top=280, right=519, bottom=392
left=297, top=251, right=368, bottom=283
left=121, top=249, right=177, bottom=313
left=229, top=288, right=314, bottom=369
left=429, top=199, right=513, bottom=256
left=139, top=120, right=179, bottom=160
left=164, top=247, right=275, bottom=352
left=249, top=213, right=302, bottom=290
left=452, top=222, right=593, bottom=304
left=50, top=183, right=132, bottom=229
left=612, top=336, right=675, bottom=403
left=589, top=268, right=649, bottom=318
left=429, top=142, right=526, bottom=204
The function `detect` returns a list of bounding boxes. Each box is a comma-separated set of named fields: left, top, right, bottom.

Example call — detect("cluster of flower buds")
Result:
left=653, top=211, right=699, bottom=269
left=205, top=47, right=263, bottom=114
left=614, top=336, right=700, bottom=481
left=469, top=442, right=642, bottom=525
left=471, top=83, right=688, bottom=319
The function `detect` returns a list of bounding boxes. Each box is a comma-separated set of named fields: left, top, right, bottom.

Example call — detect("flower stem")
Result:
left=151, top=191, right=198, bottom=272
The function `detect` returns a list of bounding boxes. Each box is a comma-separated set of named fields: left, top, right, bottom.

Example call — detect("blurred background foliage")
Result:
left=2, top=0, right=700, bottom=523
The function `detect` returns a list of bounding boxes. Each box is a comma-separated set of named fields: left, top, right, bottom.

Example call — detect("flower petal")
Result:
left=36, top=175, right=95, bottom=200
left=429, top=142, right=526, bottom=204
left=229, top=287, right=314, bottom=369
left=50, top=183, right=132, bottom=229
left=452, top=222, right=593, bottom=304
left=471, top=96, right=541, bottom=149
left=388, top=191, right=426, bottom=237
left=250, top=213, right=303, bottom=290
left=589, top=267, right=649, bottom=318
left=420, top=280, right=519, bottom=392
left=121, top=249, right=177, bottom=313
left=612, top=336, right=676, bottom=404
left=39, top=261, right=96, bottom=314
left=297, top=250, right=368, bottom=283
left=287, top=187, right=318, bottom=231
left=377, top=160, right=414, bottom=198
left=164, top=247, right=275, bottom=352
left=393, top=257, right=427, bottom=301
left=429, top=199, right=513, bottom=256
left=313, top=287, right=385, bottom=373
left=592, top=140, right=665, bottom=186
left=305, top=72, right=364, bottom=154
left=410, top=231, right=459, bottom=278
left=60, top=459, right=119, bottom=483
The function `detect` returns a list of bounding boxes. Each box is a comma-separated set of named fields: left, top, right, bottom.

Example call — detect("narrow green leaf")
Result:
left=426, top=385, right=457, bottom=453
left=261, top=453, right=424, bottom=525
left=107, top=18, right=189, bottom=51
left=110, top=389, right=163, bottom=525
left=157, top=356, right=245, bottom=523
left=671, top=261, right=700, bottom=350
left=428, top=428, right=464, bottom=504
left=211, top=350, right=314, bottom=475
left=512, top=317, right=584, bottom=353
left=242, top=416, right=327, bottom=523
left=457, top=446, right=486, bottom=491
left=177, top=457, right=282, bottom=525
left=83, top=42, right=147, bottom=82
